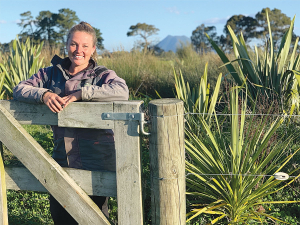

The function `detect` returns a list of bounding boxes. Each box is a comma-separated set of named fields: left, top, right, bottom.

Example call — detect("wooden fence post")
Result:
left=148, top=99, right=186, bottom=225
left=113, top=101, right=144, bottom=225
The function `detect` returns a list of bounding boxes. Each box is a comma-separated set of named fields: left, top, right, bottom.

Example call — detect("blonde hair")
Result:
left=66, top=21, right=98, bottom=61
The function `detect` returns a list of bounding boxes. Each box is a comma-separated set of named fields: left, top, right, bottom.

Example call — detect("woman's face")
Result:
left=67, top=31, right=96, bottom=71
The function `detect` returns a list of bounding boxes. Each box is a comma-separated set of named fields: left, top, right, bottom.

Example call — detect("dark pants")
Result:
left=49, top=195, right=109, bottom=225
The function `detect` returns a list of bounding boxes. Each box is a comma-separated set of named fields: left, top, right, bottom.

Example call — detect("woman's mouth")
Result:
left=74, top=55, right=84, bottom=59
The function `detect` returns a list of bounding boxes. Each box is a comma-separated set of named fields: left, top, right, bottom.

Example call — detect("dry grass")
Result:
left=97, top=45, right=228, bottom=98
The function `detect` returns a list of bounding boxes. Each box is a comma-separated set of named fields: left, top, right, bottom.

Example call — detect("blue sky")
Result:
left=0, top=0, right=299, bottom=51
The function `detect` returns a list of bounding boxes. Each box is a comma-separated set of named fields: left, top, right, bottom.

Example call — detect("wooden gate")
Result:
left=0, top=99, right=185, bottom=225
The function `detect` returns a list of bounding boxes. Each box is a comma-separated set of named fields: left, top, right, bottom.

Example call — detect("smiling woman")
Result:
left=13, top=21, right=129, bottom=225
left=67, top=23, right=97, bottom=75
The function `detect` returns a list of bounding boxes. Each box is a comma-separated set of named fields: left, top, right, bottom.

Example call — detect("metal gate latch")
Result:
left=102, top=113, right=150, bottom=135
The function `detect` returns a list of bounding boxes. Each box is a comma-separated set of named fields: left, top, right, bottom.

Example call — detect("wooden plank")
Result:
left=0, top=149, right=8, bottom=225
left=148, top=99, right=186, bottom=225
left=0, top=101, right=115, bottom=129
left=114, top=101, right=144, bottom=225
left=0, top=104, right=110, bottom=225
left=5, top=166, right=117, bottom=197
left=58, top=102, right=114, bottom=129
left=0, top=100, right=57, bottom=125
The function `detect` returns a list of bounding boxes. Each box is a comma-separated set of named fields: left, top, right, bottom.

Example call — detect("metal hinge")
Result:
left=102, top=113, right=150, bottom=136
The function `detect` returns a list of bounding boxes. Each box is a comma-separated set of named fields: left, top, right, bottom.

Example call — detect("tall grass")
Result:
left=40, top=45, right=64, bottom=67
left=97, top=45, right=227, bottom=98
left=98, top=49, right=174, bottom=97
left=175, top=44, right=227, bottom=90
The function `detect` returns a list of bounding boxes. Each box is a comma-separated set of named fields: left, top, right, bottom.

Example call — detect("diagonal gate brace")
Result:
left=0, top=104, right=110, bottom=225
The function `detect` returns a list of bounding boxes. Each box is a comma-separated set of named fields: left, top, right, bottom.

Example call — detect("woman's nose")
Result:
left=76, top=45, right=83, bottom=52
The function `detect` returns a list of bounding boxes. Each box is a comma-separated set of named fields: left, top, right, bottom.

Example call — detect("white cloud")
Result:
left=13, top=20, right=21, bottom=24
left=0, top=20, right=7, bottom=24
left=199, top=16, right=230, bottom=25
left=166, top=6, right=180, bottom=15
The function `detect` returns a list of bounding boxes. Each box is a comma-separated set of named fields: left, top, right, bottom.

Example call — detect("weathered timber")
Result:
left=0, top=100, right=57, bottom=125
left=5, top=166, right=117, bottom=197
left=0, top=104, right=110, bottom=225
left=58, top=102, right=114, bottom=129
left=0, top=101, right=116, bottom=129
left=0, top=149, right=8, bottom=225
left=114, top=101, right=144, bottom=225
left=149, top=99, right=186, bottom=225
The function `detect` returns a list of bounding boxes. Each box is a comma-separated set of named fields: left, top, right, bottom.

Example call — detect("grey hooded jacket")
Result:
left=13, top=55, right=129, bottom=171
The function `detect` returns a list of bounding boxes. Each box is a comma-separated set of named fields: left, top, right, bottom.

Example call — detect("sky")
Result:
left=0, top=0, right=299, bottom=52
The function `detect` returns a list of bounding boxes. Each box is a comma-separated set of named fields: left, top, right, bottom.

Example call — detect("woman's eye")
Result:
left=83, top=45, right=88, bottom=48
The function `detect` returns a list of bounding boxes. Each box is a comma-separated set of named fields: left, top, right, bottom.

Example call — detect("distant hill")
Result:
left=155, top=35, right=191, bottom=53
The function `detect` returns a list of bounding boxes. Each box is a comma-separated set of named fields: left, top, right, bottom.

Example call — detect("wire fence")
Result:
left=147, top=111, right=300, bottom=180
left=149, top=112, right=300, bottom=118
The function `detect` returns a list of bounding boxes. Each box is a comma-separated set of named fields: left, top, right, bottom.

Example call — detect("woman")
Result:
left=13, top=22, right=129, bottom=224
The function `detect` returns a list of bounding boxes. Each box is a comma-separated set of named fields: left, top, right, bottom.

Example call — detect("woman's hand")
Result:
left=43, top=92, right=66, bottom=113
left=61, top=90, right=82, bottom=108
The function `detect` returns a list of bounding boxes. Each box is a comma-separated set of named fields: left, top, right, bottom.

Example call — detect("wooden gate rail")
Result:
left=5, top=166, right=117, bottom=197
left=0, top=100, right=144, bottom=225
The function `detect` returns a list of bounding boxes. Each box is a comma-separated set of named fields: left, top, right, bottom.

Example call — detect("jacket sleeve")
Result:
left=81, top=70, right=129, bottom=102
left=13, top=67, right=52, bottom=104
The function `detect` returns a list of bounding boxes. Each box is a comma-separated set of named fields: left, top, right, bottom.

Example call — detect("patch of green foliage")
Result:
left=7, top=190, right=52, bottom=225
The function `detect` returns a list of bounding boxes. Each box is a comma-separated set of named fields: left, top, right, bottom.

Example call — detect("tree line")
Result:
left=191, top=7, right=297, bottom=52
left=0, top=8, right=103, bottom=53
left=127, top=7, right=298, bottom=53
left=0, top=7, right=297, bottom=53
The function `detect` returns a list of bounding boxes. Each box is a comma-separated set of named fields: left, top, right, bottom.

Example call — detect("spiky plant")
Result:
left=185, top=87, right=300, bottom=224
left=206, top=12, right=300, bottom=115
left=174, top=62, right=222, bottom=135
left=0, top=37, right=44, bottom=99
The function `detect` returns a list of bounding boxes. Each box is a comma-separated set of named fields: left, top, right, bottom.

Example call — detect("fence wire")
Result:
left=149, top=112, right=300, bottom=118
left=147, top=111, right=300, bottom=180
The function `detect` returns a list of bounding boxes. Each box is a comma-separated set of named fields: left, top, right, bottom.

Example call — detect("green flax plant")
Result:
left=174, top=62, right=222, bottom=135
left=0, top=72, right=5, bottom=99
left=0, top=37, right=44, bottom=98
left=206, top=12, right=300, bottom=115
left=185, top=87, right=300, bottom=224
